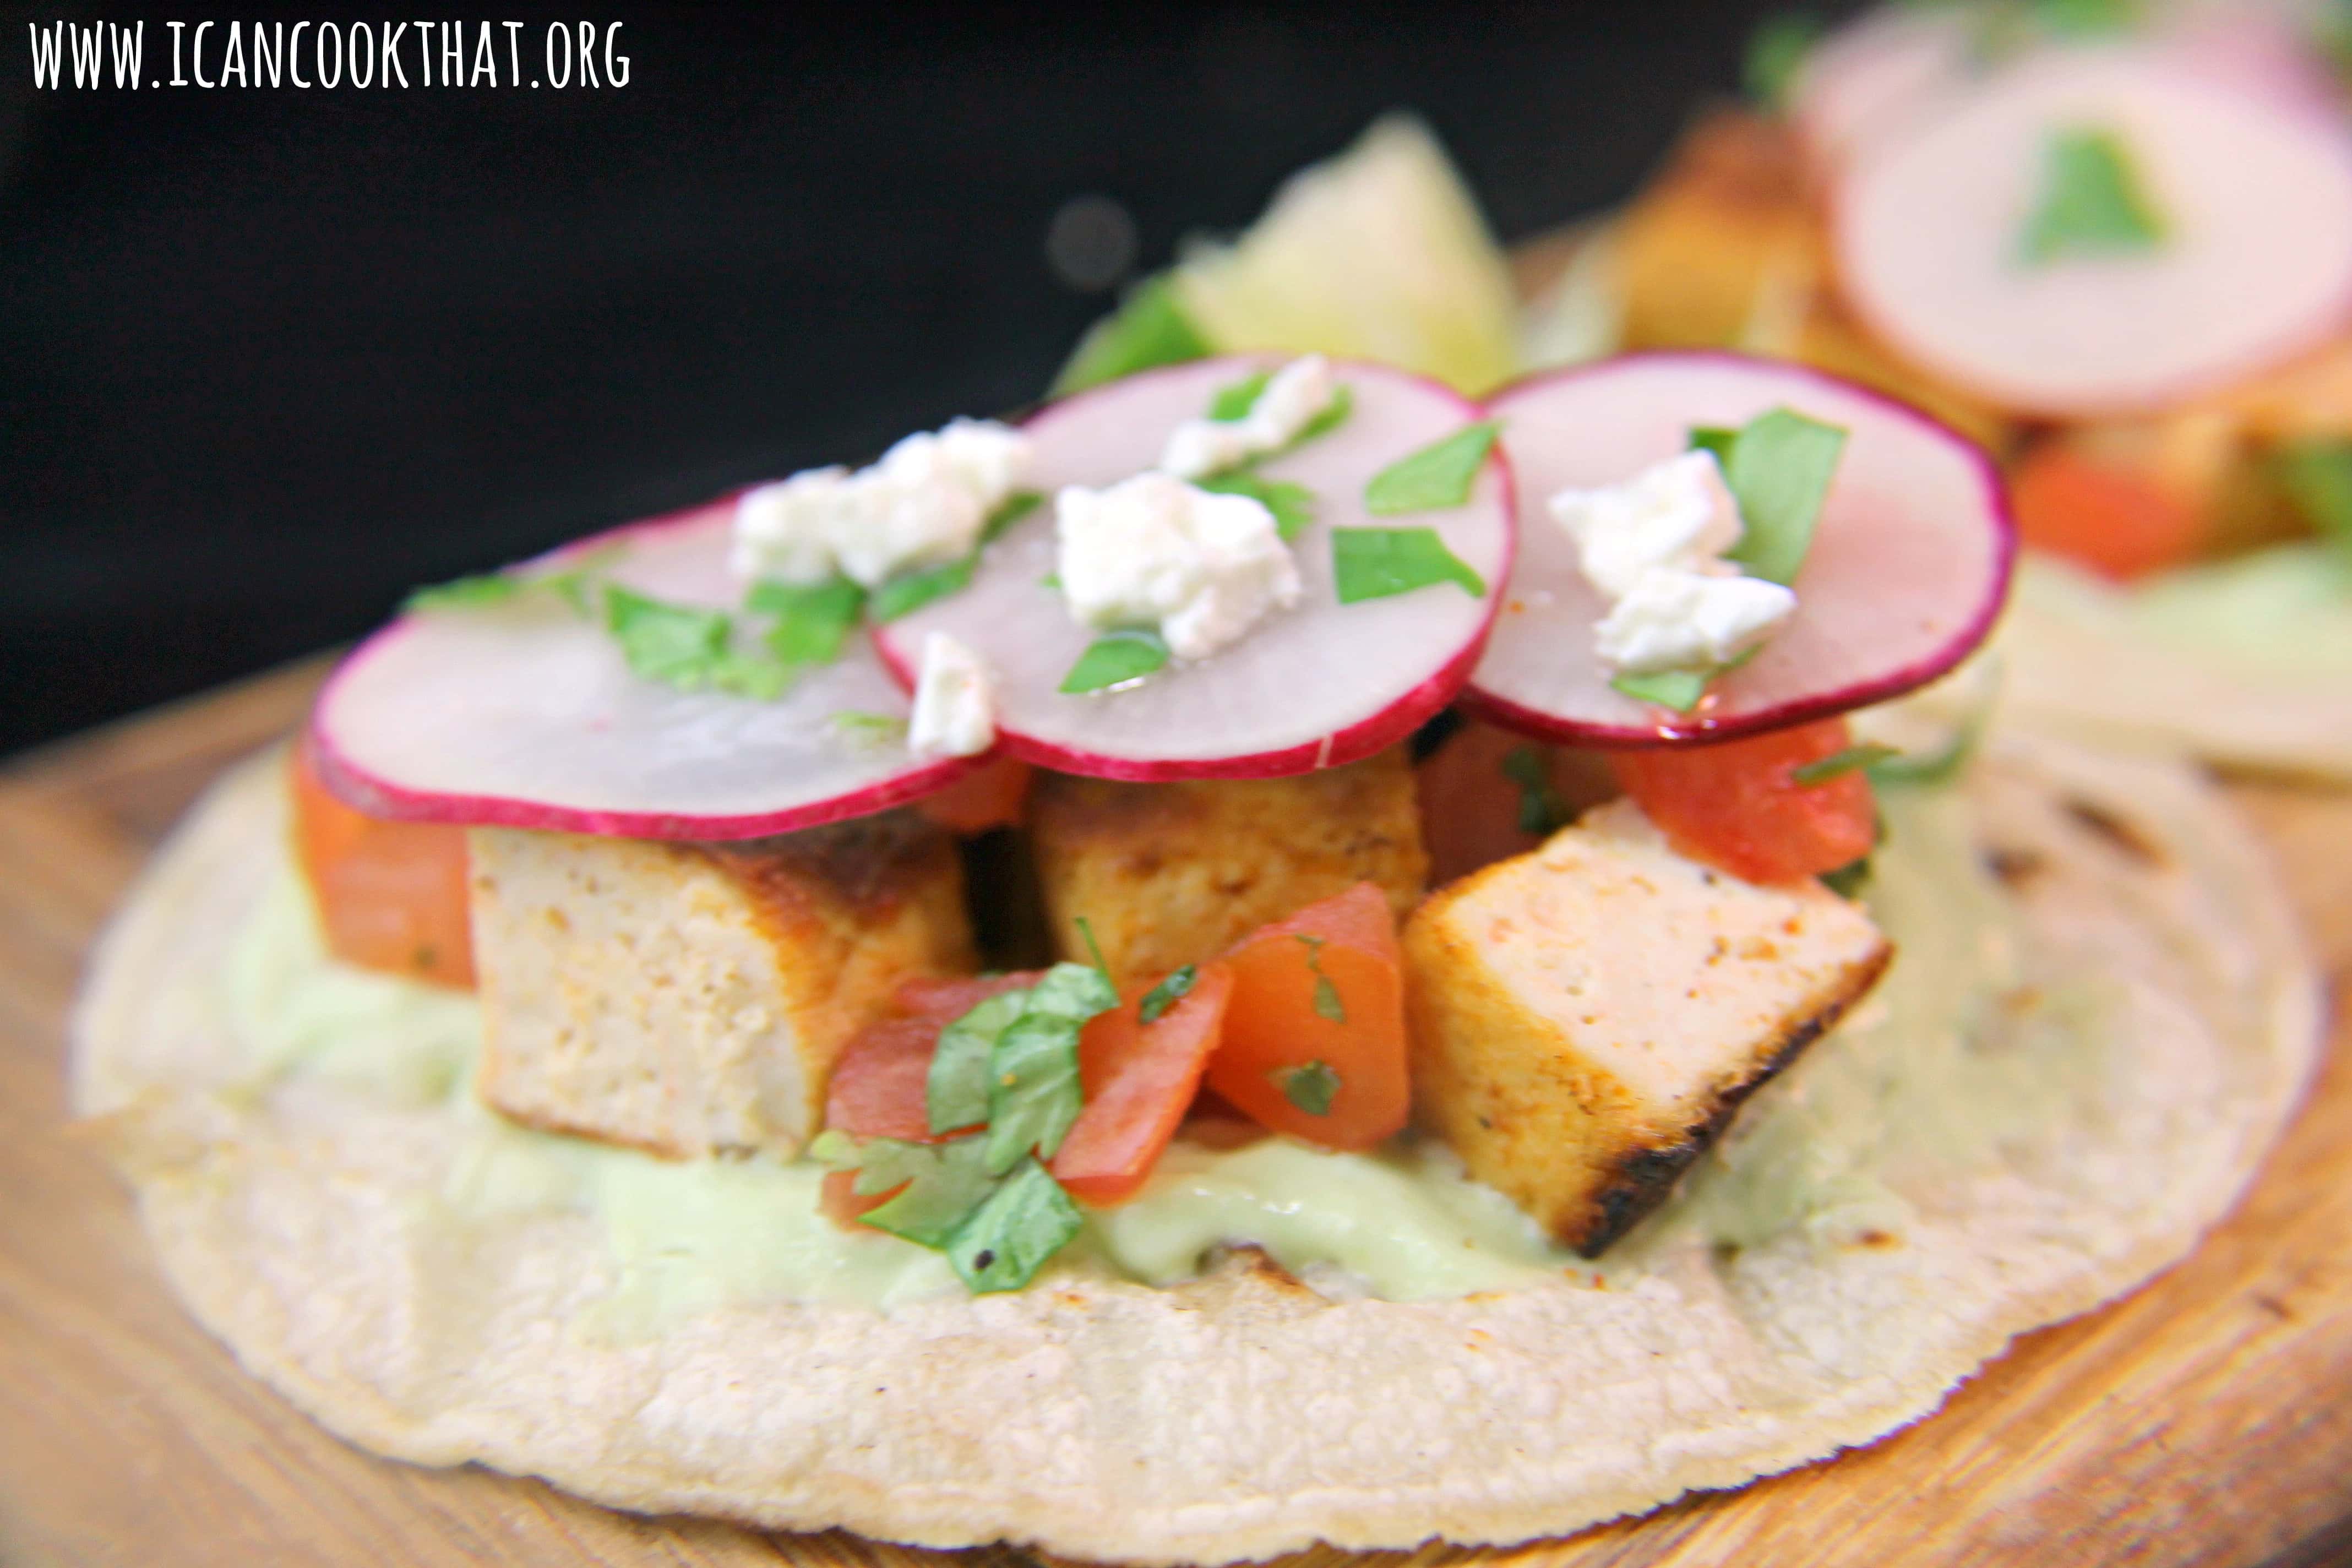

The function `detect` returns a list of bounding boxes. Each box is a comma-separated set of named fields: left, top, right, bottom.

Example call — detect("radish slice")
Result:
left=1466, top=353, right=2012, bottom=749
left=1791, top=7, right=1974, bottom=176
left=873, top=356, right=1513, bottom=781
left=1834, top=50, right=2352, bottom=416
left=313, top=502, right=977, bottom=840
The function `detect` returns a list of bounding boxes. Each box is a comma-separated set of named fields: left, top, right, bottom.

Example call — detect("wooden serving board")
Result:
left=3, top=662, right=2350, bottom=1568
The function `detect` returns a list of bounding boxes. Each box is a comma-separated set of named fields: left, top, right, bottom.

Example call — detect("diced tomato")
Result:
left=1415, top=717, right=1619, bottom=886
left=824, top=1016, right=959, bottom=1142
left=892, top=970, right=1042, bottom=1023
left=913, top=755, right=1033, bottom=835
left=1205, top=884, right=1409, bottom=1151
left=2011, top=443, right=2203, bottom=581
left=1610, top=718, right=1877, bottom=885
left=1052, top=963, right=1234, bottom=1206
left=288, top=740, right=476, bottom=989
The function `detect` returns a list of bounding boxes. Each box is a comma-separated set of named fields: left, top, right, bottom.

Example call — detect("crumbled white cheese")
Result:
left=731, top=418, right=1032, bottom=590
left=1596, top=569, right=1795, bottom=675
left=907, top=631, right=997, bottom=759
left=1548, top=449, right=1741, bottom=600
left=1159, top=355, right=1340, bottom=480
left=1055, top=472, right=1303, bottom=661
left=1550, top=449, right=1795, bottom=679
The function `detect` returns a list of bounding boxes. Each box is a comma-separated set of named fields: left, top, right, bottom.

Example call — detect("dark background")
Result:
left=0, top=1, right=1810, bottom=758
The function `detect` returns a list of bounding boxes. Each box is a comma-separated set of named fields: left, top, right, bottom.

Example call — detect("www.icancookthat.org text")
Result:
left=27, top=20, right=629, bottom=90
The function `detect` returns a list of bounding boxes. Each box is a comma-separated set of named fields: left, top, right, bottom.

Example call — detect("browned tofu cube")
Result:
left=1029, top=747, right=1428, bottom=990
left=1403, top=799, right=1890, bottom=1256
left=469, top=810, right=973, bottom=1160
left=1615, top=108, right=1820, bottom=353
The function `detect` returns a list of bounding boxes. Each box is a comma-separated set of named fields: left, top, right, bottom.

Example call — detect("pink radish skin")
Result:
left=1792, top=7, right=1975, bottom=177
left=874, top=356, right=1515, bottom=782
left=1833, top=51, right=2352, bottom=417
left=313, top=502, right=979, bottom=841
left=1465, top=353, right=2013, bottom=750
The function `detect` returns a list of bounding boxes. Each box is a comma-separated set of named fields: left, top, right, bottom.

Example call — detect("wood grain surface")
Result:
left=2, top=660, right=2347, bottom=1568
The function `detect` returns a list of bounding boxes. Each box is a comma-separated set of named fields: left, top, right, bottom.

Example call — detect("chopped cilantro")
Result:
left=1069, top=918, right=1114, bottom=984
left=1274, top=1060, right=1342, bottom=1117
left=982, top=1012, right=1087, bottom=1175
left=1208, top=369, right=1274, bottom=422
left=827, top=710, right=908, bottom=751
left=1060, top=629, right=1172, bottom=693
left=604, top=586, right=738, bottom=688
left=1819, top=857, right=1872, bottom=900
left=982, top=489, right=1046, bottom=545
left=1290, top=384, right=1354, bottom=450
left=1052, top=274, right=1211, bottom=395
left=1363, top=420, right=1502, bottom=515
left=2018, top=126, right=2168, bottom=268
left=2274, top=442, right=2352, bottom=559
left=1296, top=934, right=1346, bottom=1022
left=870, top=557, right=976, bottom=624
left=1792, top=742, right=1899, bottom=787
left=1700, top=407, right=1849, bottom=586
left=927, top=989, right=1031, bottom=1136
left=947, top=1156, right=1084, bottom=1293
left=1500, top=745, right=1571, bottom=836
left=1330, top=527, right=1487, bottom=605
left=1745, top=12, right=1820, bottom=111
left=1199, top=470, right=1315, bottom=542
left=816, top=1133, right=1000, bottom=1250
left=1138, top=965, right=1197, bottom=1025
left=1039, top=570, right=1063, bottom=591
left=1611, top=668, right=1711, bottom=713
left=1026, top=959, right=1120, bottom=1023
left=404, top=573, right=529, bottom=614
left=747, top=575, right=865, bottom=668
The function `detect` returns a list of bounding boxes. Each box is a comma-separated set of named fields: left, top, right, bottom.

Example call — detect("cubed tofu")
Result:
left=1403, top=799, right=1891, bottom=1257
left=469, top=810, right=973, bottom=1161
left=1615, top=108, right=1821, bottom=353
left=1030, top=748, right=1428, bottom=990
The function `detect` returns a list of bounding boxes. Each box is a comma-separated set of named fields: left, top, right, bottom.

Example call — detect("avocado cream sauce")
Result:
left=2126, top=543, right=2352, bottom=677
left=226, top=775, right=2101, bottom=1319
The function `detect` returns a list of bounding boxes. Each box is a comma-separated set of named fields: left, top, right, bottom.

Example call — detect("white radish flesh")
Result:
left=313, top=503, right=974, bottom=840
left=874, top=356, right=1515, bottom=780
left=1833, top=50, right=2352, bottom=416
left=1468, top=353, right=2012, bottom=748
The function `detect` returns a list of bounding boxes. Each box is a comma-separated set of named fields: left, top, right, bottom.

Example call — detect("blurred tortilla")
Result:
left=71, top=730, right=2317, bottom=1564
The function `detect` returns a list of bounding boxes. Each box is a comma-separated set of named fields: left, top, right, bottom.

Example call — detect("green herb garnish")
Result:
left=2274, top=441, right=2352, bottom=559
left=2018, top=126, right=2168, bottom=268
left=982, top=489, right=1046, bottom=545
left=1500, top=745, right=1571, bottom=836
left=812, top=1131, right=1000, bottom=1250
left=1745, top=12, right=1821, bottom=111
left=603, top=585, right=791, bottom=697
left=1819, top=857, right=1872, bottom=900
left=946, top=1156, right=1085, bottom=1294
left=747, top=575, right=865, bottom=667
left=404, top=573, right=530, bottom=613
left=1610, top=668, right=1712, bottom=713
left=1026, top=958, right=1120, bottom=1023
left=1274, top=1060, right=1342, bottom=1117
left=1296, top=934, right=1346, bottom=1023
left=1138, top=965, right=1197, bottom=1025
left=1209, top=369, right=1274, bottom=422
left=1052, top=274, right=1211, bottom=395
left=1199, top=470, right=1315, bottom=542
left=982, top=1011, right=1088, bottom=1175
left=827, top=711, right=908, bottom=753
left=1792, top=743, right=1899, bottom=787
left=1364, top=420, right=1502, bottom=514
left=1330, top=527, right=1487, bottom=605
left=1069, top=917, right=1114, bottom=983
left=1060, top=629, right=1172, bottom=693
left=1703, top=407, right=1849, bottom=586
left=870, top=558, right=975, bottom=623
left=927, top=988, right=1032, bottom=1135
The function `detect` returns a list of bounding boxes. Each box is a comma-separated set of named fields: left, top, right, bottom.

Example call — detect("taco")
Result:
left=72, top=335, right=2320, bottom=1561
left=1530, top=0, right=2352, bottom=778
